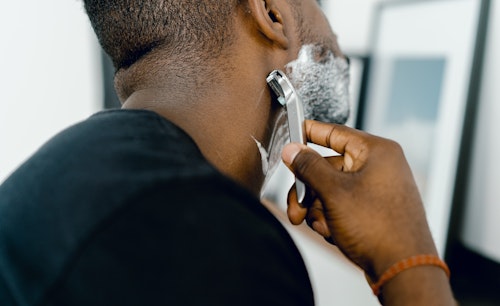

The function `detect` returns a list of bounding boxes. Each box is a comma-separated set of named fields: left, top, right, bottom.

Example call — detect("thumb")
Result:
left=282, top=143, right=339, bottom=197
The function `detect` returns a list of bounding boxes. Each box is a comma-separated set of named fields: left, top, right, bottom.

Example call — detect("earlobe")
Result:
left=247, top=0, right=289, bottom=49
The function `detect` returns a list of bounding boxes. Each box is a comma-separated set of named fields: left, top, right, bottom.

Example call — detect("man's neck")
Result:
left=121, top=74, right=277, bottom=196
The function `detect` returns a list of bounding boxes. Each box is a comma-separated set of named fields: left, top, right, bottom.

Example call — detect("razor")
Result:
left=266, top=70, right=307, bottom=204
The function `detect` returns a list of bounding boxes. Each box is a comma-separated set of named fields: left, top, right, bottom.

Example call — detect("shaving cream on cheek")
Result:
left=285, top=44, right=351, bottom=124
left=255, top=44, right=351, bottom=195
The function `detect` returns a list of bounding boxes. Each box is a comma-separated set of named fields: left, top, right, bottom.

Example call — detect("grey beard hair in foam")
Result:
left=285, top=44, right=351, bottom=124
left=256, top=45, right=352, bottom=196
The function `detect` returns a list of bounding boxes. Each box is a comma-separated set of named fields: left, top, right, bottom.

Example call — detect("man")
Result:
left=0, top=0, right=455, bottom=305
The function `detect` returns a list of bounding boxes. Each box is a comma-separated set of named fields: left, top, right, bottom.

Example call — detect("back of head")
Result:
left=84, top=0, right=240, bottom=70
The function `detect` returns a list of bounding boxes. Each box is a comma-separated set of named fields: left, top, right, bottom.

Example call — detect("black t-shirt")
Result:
left=0, top=110, right=314, bottom=306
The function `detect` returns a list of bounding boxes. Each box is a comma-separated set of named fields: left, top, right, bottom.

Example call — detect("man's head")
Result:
left=83, top=0, right=341, bottom=73
left=84, top=0, right=240, bottom=70
left=83, top=0, right=346, bottom=193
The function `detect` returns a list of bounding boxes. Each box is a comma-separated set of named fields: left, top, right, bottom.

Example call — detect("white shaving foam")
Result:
left=255, top=44, right=351, bottom=196
left=252, top=136, right=269, bottom=174
left=285, top=44, right=351, bottom=124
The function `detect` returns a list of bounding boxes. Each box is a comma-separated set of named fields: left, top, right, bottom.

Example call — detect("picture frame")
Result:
left=358, top=0, right=489, bottom=255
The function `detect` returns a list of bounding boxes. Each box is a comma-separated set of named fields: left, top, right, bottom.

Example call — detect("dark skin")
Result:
left=119, top=0, right=340, bottom=195
left=283, top=121, right=456, bottom=305
left=120, top=0, right=313, bottom=195
left=117, top=0, right=455, bottom=304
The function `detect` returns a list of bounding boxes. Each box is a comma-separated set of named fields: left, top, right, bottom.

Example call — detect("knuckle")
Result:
left=350, top=138, right=371, bottom=163
left=386, top=139, right=404, bottom=154
left=370, top=136, right=403, bottom=154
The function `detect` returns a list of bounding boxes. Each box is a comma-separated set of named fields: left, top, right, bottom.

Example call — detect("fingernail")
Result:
left=282, top=143, right=302, bottom=165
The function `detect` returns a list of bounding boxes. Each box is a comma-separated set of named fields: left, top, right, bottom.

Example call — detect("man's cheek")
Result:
left=286, top=44, right=351, bottom=124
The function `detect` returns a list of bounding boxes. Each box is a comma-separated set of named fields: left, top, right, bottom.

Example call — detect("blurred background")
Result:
left=1, top=0, right=499, bottom=305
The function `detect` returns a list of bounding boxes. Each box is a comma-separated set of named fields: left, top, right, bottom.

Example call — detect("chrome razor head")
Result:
left=266, top=70, right=307, bottom=204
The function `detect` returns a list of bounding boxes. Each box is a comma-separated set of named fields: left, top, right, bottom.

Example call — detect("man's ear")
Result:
left=247, top=0, right=290, bottom=49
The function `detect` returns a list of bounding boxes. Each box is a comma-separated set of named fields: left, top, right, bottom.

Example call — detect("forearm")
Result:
left=369, top=238, right=456, bottom=305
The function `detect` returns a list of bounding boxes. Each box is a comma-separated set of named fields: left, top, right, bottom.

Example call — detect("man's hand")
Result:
left=281, top=120, right=438, bottom=282
left=282, top=120, right=456, bottom=304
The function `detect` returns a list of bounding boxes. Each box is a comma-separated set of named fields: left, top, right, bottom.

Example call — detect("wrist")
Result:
left=370, top=254, right=450, bottom=296
left=368, top=232, right=439, bottom=281
left=378, top=262, right=455, bottom=305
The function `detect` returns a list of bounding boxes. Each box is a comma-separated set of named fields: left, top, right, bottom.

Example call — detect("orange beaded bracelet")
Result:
left=370, top=254, right=451, bottom=296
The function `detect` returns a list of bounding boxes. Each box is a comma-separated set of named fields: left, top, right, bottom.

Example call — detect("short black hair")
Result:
left=83, top=0, right=240, bottom=70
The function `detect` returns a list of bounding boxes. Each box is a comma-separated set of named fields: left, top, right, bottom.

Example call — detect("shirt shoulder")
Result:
left=0, top=110, right=314, bottom=306
left=45, top=176, right=314, bottom=305
left=0, top=110, right=211, bottom=304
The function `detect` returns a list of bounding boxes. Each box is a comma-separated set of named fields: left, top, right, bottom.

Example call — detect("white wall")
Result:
left=324, top=0, right=381, bottom=54
left=0, top=0, right=101, bottom=182
left=461, top=0, right=500, bottom=263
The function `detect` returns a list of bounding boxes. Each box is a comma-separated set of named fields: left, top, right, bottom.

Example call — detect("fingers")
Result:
left=305, top=120, right=364, bottom=154
left=304, top=120, right=369, bottom=171
left=287, top=187, right=332, bottom=238
left=282, top=120, right=439, bottom=281
left=306, top=201, right=331, bottom=238
left=282, top=143, right=344, bottom=239
left=282, top=143, right=341, bottom=197
left=286, top=187, right=307, bottom=225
